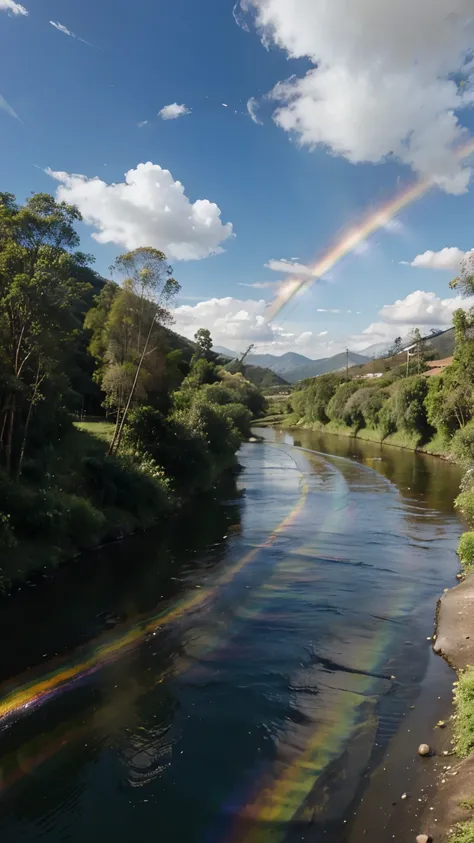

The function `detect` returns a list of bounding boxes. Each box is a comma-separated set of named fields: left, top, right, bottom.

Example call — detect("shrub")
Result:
left=454, top=666, right=474, bottom=758
left=379, top=396, right=397, bottom=438
left=343, top=387, right=374, bottom=429
left=458, top=532, right=474, bottom=570
left=452, top=421, right=474, bottom=466
left=392, top=376, right=429, bottom=436
left=326, top=382, right=361, bottom=423
left=363, top=389, right=390, bottom=429
left=65, top=496, right=106, bottom=549
left=455, top=490, right=474, bottom=529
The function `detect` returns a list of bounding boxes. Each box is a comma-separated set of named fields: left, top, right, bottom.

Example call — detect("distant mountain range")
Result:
left=212, top=327, right=455, bottom=386
left=246, top=350, right=371, bottom=383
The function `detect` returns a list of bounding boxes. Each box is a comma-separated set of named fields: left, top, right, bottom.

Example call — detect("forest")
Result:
left=0, top=192, right=265, bottom=586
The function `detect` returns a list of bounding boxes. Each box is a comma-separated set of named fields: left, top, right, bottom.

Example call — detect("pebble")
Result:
left=416, top=836, right=430, bottom=843
left=418, top=744, right=431, bottom=757
left=401, top=792, right=408, bottom=800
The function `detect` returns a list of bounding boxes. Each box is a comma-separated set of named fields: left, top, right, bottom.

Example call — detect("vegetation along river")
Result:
left=0, top=428, right=464, bottom=843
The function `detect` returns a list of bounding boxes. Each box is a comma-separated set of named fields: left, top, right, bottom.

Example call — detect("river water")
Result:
left=0, top=429, right=464, bottom=842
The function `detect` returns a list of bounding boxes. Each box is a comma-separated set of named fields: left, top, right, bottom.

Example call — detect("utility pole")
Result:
left=346, top=348, right=349, bottom=381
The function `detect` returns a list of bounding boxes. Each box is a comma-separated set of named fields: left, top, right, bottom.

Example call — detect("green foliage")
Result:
left=193, top=328, right=213, bottom=361
left=458, top=532, right=474, bottom=570
left=377, top=395, right=396, bottom=438
left=326, top=381, right=361, bottom=423
left=449, top=823, right=474, bottom=843
left=452, top=422, right=474, bottom=467
left=342, top=387, right=375, bottom=428
left=391, top=375, right=429, bottom=436
left=454, top=667, right=474, bottom=758
left=294, top=373, right=342, bottom=423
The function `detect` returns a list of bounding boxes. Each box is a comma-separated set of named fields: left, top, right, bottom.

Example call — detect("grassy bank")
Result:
left=0, top=421, right=173, bottom=587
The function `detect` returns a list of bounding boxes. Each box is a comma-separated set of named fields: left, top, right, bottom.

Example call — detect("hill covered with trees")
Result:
left=0, top=192, right=266, bottom=587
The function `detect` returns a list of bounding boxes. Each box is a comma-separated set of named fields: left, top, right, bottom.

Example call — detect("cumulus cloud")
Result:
left=171, top=296, right=314, bottom=354
left=233, top=1, right=250, bottom=31
left=379, top=290, right=474, bottom=325
left=159, top=103, right=191, bottom=120
left=47, top=162, right=233, bottom=261
left=0, top=0, right=27, bottom=15
left=0, top=93, right=20, bottom=121
left=266, top=258, right=314, bottom=278
left=247, top=97, right=262, bottom=125
left=404, top=247, right=472, bottom=271
left=241, top=0, right=474, bottom=193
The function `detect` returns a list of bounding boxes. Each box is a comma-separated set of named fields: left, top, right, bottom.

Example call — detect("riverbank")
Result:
left=254, top=415, right=454, bottom=459
left=419, top=578, right=474, bottom=843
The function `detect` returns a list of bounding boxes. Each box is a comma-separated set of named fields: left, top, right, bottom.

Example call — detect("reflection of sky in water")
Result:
left=0, top=436, right=463, bottom=843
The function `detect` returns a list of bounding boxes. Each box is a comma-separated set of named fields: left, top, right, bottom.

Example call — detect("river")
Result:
left=0, top=429, right=464, bottom=842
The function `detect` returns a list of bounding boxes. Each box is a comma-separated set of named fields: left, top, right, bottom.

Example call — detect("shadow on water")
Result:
left=0, top=433, right=464, bottom=843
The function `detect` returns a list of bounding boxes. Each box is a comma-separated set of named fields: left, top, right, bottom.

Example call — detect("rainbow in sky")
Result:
left=268, top=137, right=474, bottom=321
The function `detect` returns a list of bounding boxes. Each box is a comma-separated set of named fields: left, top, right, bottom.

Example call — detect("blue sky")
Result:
left=1, top=0, right=474, bottom=357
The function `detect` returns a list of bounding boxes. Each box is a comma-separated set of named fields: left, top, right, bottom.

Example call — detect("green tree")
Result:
left=0, top=192, right=89, bottom=476
left=450, top=252, right=474, bottom=297
left=194, top=328, right=213, bottom=361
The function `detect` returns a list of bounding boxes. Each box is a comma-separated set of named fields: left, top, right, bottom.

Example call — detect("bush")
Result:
left=452, top=421, right=474, bottom=466
left=455, top=490, right=474, bottom=528
left=454, top=666, right=474, bottom=758
left=326, top=382, right=361, bottom=423
left=363, top=389, right=390, bottom=429
left=379, top=396, right=397, bottom=438
left=392, top=376, right=429, bottom=436
left=65, top=495, right=106, bottom=549
left=458, top=532, right=474, bottom=571
left=82, top=452, right=170, bottom=519
left=343, top=387, right=374, bottom=429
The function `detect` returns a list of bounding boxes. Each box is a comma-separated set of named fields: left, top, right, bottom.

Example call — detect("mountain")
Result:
left=212, top=345, right=235, bottom=358
left=288, top=351, right=371, bottom=383
left=247, top=352, right=314, bottom=377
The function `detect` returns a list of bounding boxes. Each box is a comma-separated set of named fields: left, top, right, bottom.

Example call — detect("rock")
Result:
left=456, top=573, right=464, bottom=580
left=436, top=720, right=446, bottom=729
left=401, top=792, right=408, bottom=800
left=248, top=437, right=258, bottom=443
left=416, top=835, right=430, bottom=843
left=418, top=744, right=431, bottom=757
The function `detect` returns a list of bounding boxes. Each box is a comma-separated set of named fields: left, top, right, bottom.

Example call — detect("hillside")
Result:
left=165, top=331, right=287, bottom=388
left=289, top=351, right=370, bottom=383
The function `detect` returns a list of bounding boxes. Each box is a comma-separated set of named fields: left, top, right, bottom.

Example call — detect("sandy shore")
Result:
left=415, top=574, right=474, bottom=840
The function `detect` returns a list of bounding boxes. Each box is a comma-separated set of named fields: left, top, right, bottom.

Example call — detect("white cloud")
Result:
left=241, top=0, right=474, bottom=193
left=0, top=93, right=20, bottom=121
left=247, top=97, right=262, bottom=125
left=379, top=290, right=474, bottom=325
left=0, top=0, right=27, bottom=15
left=137, top=120, right=148, bottom=128
left=47, top=162, right=233, bottom=261
left=159, top=103, right=191, bottom=121
left=318, top=330, right=328, bottom=336
left=266, top=258, right=314, bottom=278
left=50, top=20, right=92, bottom=46
left=171, top=296, right=315, bottom=355
left=404, top=247, right=472, bottom=271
